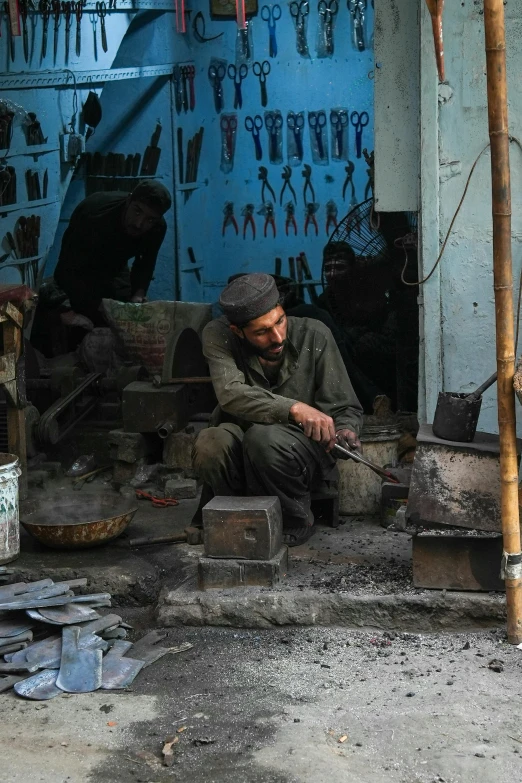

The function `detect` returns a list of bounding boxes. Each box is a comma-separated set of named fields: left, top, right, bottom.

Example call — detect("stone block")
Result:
left=202, top=496, right=282, bottom=561
left=112, top=459, right=143, bottom=486
left=122, top=382, right=188, bottom=434
left=198, top=547, right=288, bottom=590
left=164, top=478, right=198, bottom=499
left=162, top=425, right=201, bottom=470
left=108, top=429, right=158, bottom=464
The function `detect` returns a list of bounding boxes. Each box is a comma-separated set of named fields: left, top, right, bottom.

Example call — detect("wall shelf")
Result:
left=177, top=182, right=201, bottom=192
left=0, top=197, right=59, bottom=215
left=0, top=255, right=41, bottom=269
left=0, top=65, right=174, bottom=91
left=0, top=144, right=59, bottom=158
left=27, top=1, right=177, bottom=10
left=84, top=174, right=163, bottom=179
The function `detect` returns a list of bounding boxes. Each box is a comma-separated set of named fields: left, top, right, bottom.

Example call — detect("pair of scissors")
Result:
left=351, top=110, right=369, bottom=158
left=39, top=0, right=51, bottom=60
left=221, top=115, right=237, bottom=160
left=260, top=4, right=281, bottom=57
left=96, top=1, right=107, bottom=53
left=265, top=112, right=283, bottom=162
left=208, top=62, right=226, bottom=113
left=228, top=63, right=247, bottom=110
left=75, top=0, right=83, bottom=57
left=308, top=110, right=327, bottom=160
left=318, top=0, right=338, bottom=55
left=245, top=115, right=263, bottom=161
left=289, top=0, right=309, bottom=56
left=253, top=60, right=270, bottom=108
left=330, top=109, right=348, bottom=158
left=287, top=111, right=304, bottom=161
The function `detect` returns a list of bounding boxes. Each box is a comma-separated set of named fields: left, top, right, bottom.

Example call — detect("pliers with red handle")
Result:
left=304, top=202, right=319, bottom=236
left=326, top=199, right=338, bottom=234
left=241, top=203, right=256, bottom=239
left=284, top=202, right=297, bottom=235
left=258, top=201, right=276, bottom=237
left=136, top=489, right=179, bottom=508
left=222, top=201, right=239, bottom=236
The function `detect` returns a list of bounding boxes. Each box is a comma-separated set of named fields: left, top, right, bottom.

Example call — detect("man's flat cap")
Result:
left=219, top=273, right=280, bottom=325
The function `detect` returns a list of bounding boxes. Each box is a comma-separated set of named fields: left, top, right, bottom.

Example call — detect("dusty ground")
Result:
left=2, top=619, right=522, bottom=783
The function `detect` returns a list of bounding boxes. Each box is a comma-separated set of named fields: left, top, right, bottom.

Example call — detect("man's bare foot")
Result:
left=60, top=310, right=94, bottom=330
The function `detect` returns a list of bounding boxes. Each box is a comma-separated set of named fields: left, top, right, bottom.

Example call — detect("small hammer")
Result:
left=128, top=526, right=202, bottom=548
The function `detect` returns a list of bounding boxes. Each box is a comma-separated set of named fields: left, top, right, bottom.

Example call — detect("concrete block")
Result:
left=112, top=459, right=143, bottom=485
left=198, top=547, right=288, bottom=590
left=164, top=478, right=198, bottom=499
left=163, top=427, right=198, bottom=471
left=108, top=429, right=158, bottom=464
left=202, top=496, right=283, bottom=560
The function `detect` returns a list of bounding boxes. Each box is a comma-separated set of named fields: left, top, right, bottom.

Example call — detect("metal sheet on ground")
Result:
left=56, top=627, right=103, bottom=693
left=14, top=669, right=61, bottom=700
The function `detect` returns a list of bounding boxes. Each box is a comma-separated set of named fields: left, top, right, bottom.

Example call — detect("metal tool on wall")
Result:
left=308, top=110, right=328, bottom=164
left=317, top=0, right=337, bottom=58
left=96, top=1, right=107, bottom=53
left=258, top=165, right=276, bottom=203
left=258, top=201, right=276, bottom=237
left=192, top=11, right=223, bottom=43
left=348, top=0, right=366, bottom=51
left=325, top=200, right=338, bottom=234
left=342, top=159, right=356, bottom=204
left=245, top=115, right=263, bottom=161
left=39, top=0, right=51, bottom=59
left=62, top=1, right=73, bottom=64
left=287, top=111, right=304, bottom=166
left=290, top=0, right=310, bottom=58
left=0, top=165, right=16, bottom=206
left=89, top=9, right=98, bottom=59
left=208, top=59, right=226, bottom=113
left=363, top=147, right=374, bottom=199
left=75, top=0, right=82, bottom=56
left=351, top=110, right=368, bottom=158
left=279, top=165, right=296, bottom=205
left=222, top=202, right=239, bottom=236
left=253, top=60, right=270, bottom=108
left=3, top=0, right=16, bottom=63
left=220, top=114, right=237, bottom=173
left=330, top=107, right=348, bottom=161
left=241, top=204, right=256, bottom=239
left=228, top=63, right=248, bottom=110
left=302, top=163, right=315, bottom=206
left=183, top=126, right=204, bottom=199
left=140, top=123, right=162, bottom=176
left=25, top=113, right=46, bottom=146
left=19, top=0, right=29, bottom=63
left=52, top=0, right=61, bottom=63
left=25, top=169, right=43, bottom=202
left=260, top=4, right=280, bottom=57
left=304, top=202, right=319, bottom=236
left=265, top=110, right=283, bottom=165
left=235, top=18, right=253, bottom=65
left=284, top=202, right=297, bottom=235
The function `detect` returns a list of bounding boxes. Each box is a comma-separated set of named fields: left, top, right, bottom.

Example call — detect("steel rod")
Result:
left=484, top=0, right=522, bottom=643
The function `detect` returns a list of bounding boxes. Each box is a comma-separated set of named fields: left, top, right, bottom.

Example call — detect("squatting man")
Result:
left=192, top=273, right=363, bottom=547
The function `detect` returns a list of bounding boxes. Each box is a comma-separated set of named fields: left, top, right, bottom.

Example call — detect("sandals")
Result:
left=282, top=525, right=315, bottom=547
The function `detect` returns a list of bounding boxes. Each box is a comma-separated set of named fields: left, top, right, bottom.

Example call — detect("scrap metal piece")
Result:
left=101, top=640, right=145, bottom=689
left=130, top=630, right=169, bottom=668
left=0, top=579, right=53, bottom=600
left=412, top=533, right=504, bottom=592
left=101, top=627, right=127, bottom=640
left=0, top=592, right=112, bottom=612
left=0, top=673, right=25, bottom=693
left=14, top=669, right=61, bottom=700
left=34, top=603, right=101, bottom=626
left=0, top=641, right=28, bottom=655
left=0, top=660, right=39, bottom=673
left=0, top=629, right=32, bottom=647
left=56, top=627, right=103, bottom=693
left=0, top=619, right=34, bottom=638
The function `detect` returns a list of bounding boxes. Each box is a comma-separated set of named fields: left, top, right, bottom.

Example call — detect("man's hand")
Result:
left=290, top=402, right=336, bottom=451
left=336, top=428, right=362, bottom=451
left=130, top=289, right=147, bottom=303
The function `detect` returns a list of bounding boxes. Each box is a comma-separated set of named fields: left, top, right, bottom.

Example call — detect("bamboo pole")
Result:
left=484, top=0, right=522, bottom=643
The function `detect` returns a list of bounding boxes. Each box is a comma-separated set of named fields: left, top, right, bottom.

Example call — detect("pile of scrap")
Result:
left=0, top=575, right=191, bottom=700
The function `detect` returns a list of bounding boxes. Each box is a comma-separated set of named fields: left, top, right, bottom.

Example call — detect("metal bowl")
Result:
left=20, top=494, right=138, bottom=550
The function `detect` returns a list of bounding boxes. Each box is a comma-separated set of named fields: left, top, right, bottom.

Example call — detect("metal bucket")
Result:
left=432, top=391, right=482, bottom=443
left=0, top=453, right=22, bottom=565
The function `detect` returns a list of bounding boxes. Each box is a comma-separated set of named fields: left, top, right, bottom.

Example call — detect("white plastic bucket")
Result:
left=338, top=423, right=401, bottom=515
left=0, top=453, right=22, bottom=565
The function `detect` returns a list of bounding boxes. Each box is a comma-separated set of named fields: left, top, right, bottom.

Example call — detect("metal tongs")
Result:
left=333, top=438, right=400, bottom=484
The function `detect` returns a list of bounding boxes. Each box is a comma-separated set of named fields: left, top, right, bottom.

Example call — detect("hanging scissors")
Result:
left=95, top=1, right=107, bottom=53
left=308, top=110, right=327, bottom=160
left=265, top=112, right=283, bottom=163
left=318, top=0, right=338, bottom=55
left=221, top=115, right=237, bottom=160
left=350, top=110, right=369, bottom=158
left=260, top=4, right=281, bottom=57
left=245, top=115, right=263, bottom=161
left=287, top=112, right=304, bottom=161
left=253, top=60, right=270, bottom=108
left=208, top=62, right=226, bottom=113
left=330, top=109, right=348, bottom=158
left=289, top=0, right=309, bottom=56
left=227, top=63, right=248, bottom=110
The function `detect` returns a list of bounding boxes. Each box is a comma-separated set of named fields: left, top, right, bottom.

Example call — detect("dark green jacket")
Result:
left=202, top=315, right=363, bottom=433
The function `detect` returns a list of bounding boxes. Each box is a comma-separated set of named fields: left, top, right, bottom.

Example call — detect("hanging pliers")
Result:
left=326, top=200, right=338, bottom=234
left=222, top=202, right=239, bottom=236
left=279, top=165, right=297, bottom=205
left=342, top=160, right=356, bottom=205
left=304, top=202, right=319, bottom=236
left=258, top=201, right=276, bottom=237
left=302, top=164, right=315, bottom=207
left=284, top=202, right=297, bottom=235
left=258, top=166, right=276, bottom=203
left=241, top=203, right=256, bottom=239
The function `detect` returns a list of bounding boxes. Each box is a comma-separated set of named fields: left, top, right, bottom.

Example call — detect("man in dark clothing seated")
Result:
left=54, top=180, right=171, bottom=329
left=193, top=273, right=363, bottom=546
